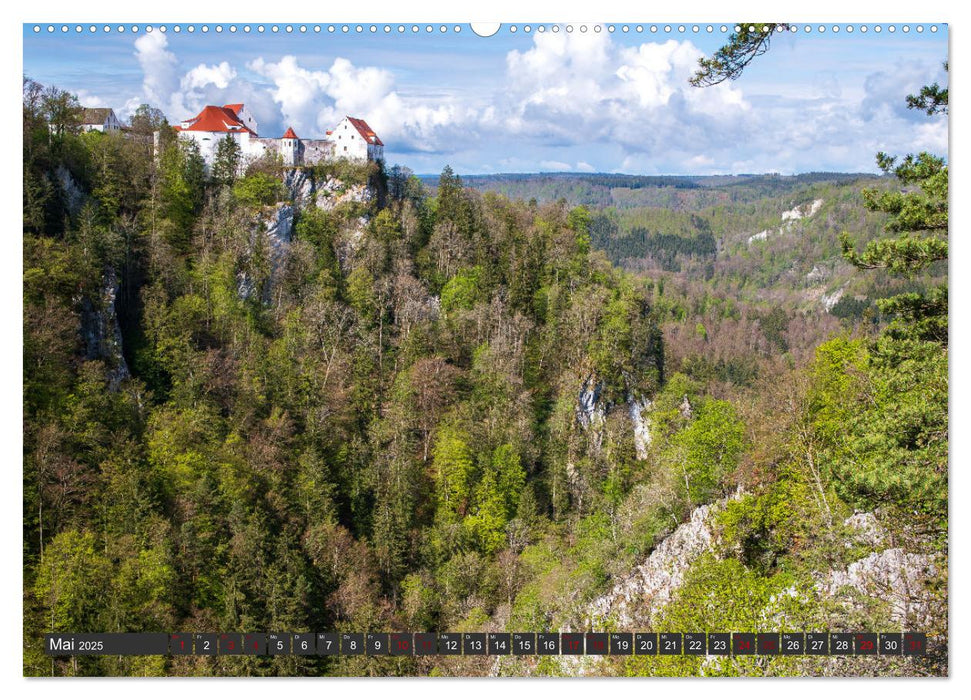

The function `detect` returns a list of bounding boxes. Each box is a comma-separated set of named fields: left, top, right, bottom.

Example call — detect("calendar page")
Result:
left=22, top=20, right=948, bottom=678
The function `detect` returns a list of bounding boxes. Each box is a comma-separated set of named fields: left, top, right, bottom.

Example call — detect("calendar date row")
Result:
left=46, top=632, right=927, bottom=657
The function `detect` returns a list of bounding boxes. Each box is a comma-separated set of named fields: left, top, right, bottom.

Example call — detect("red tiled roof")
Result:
left=179, top=105, right=256, bottom=135
left=346, top=116, right=383, bottom=146
left=223, top=103, right=244, bottom=115
left=283, top=127, right=298, bottom=139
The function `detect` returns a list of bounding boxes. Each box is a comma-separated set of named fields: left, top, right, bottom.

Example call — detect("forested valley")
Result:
left=23, top=75, right=947, bottom=677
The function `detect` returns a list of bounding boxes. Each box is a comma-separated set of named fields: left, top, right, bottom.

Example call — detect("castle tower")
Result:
left=282, top=126, right=299, bottom=166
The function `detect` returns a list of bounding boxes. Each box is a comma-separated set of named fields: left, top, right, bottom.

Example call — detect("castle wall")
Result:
left=246, top=137, right=334, bottom=167
left=301, top=139, right=335, bottom=166
left=249, top=137, right=279, bottom=161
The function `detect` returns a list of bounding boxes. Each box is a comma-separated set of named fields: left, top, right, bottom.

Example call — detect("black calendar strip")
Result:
left=45, top=632, right=926, bottom=657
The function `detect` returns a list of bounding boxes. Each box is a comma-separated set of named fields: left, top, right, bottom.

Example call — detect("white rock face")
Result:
left=818, top=548, right=938, bottom=628
left=584, top=500, right=723, bottom=630
left=679, top=395, right=693, bottom=420
left=815, top=511, right=938, bottom=629
left=576, top=374, right=606, bottom=430
left=806, top=265, right=826, bottom=283
left=844, top=511, right=886, bottom=549
left=578, top=379, right=656, bottom=456
left=821, top=287, right=845, bottom=312
left=284, top=168, right=314, bottom=207
left=507, top=504, right=939, bottom=677
left=236, top=272, right=256, bottom=301
left=282, top=167, right=374, bottom=212
left=237, top=203, right=295, bottom=302
left=498, top=499, right=728, bottom=676
left=748, top=199, right=824, bottom=245
left=264, top=203, right=294, bottom=250
left=313, top=177, right=372, bottom=252
left=315, top=178, right=372, bottom=210
left=627, top=396, right=652, bottom=460
left=781, top=198, right=824, bottom=222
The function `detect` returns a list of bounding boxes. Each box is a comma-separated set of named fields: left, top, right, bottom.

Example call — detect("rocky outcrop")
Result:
left=748, top=198, right=824, bottom=245
left=283, top=167, right=373, bottom=215
left=314, top=177, right=371, bottom=252
left=264, top=203, right=294, bottom=251
left=283, top=168, right=314, bottom=207
left=576, top=374, right=606, bottom=431
left=821, top=286, right=845, bottom=312
left=576, top=376, right=656, bottom=460
left=80, top=267, right=129, bottom=390
left=816, top=512, right=939, bottom=630
left=781, top=198, right=824, bottom=222
left=627, top=396, right=652, bottom=460
left=818, top=549, right=938, bottom=628
left=585, top=500, right=724, bottom=630
left=843, top=511, right=886, bottom=549
left=237, top=203, right=294, bottom=302
left=498, top=499, right=728, bottom=677
left=502, top=501, right=939, bottom=677
left=314, top=177, right=372, bottom=211
left=240, top=168, right=373, bottom=301
left=56, top=165, right=85, bottom=217
left=679, top=395, right=693, bottom=420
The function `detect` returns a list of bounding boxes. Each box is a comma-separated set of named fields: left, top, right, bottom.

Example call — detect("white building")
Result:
left=174, top=103, right=383, bottom=171
left=80, top=107, right=122, bottom=132
left=174, top=104, right=258, bottom=167
left=329, top=116, right=384, bottom=161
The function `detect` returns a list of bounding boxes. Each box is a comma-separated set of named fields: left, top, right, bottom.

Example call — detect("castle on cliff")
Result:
left=173, top=103, right=384, bottom=169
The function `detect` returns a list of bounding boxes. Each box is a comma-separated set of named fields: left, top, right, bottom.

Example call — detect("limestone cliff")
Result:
left=79, top=266, right=129, bottom=390
left=238, top=167, right=375, bottom=302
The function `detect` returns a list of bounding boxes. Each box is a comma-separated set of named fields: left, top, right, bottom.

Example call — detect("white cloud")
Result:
left=500, top=33, right=750, bottom=159
left=506, top=31, right=611, bottom=120
left=74, top=89, right=106, bottom=108
left=326, top=58, right=395, bottom=116
left=247, top=54, right=482, bottom=151
left=686, top=154, right=715, bottom=170
left=861, top=60, right=949, bottom=123
left=247, top=55, right=334, bottom=134
left=132, top=32, right=183, bottom=118
left=182, top=62, right=237, bottom=91
left=913, top=118, right=949, bottom=154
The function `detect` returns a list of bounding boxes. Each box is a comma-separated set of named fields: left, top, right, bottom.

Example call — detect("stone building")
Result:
left=174, top=103, right=382, bottom=170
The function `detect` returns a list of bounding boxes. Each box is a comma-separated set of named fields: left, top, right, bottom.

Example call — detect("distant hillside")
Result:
left=418, top=171, right=880, bottom=210
left=418, top=171, right=910, bottom=315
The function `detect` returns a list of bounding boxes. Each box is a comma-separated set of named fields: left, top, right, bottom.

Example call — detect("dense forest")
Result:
left=23, top=71, right=947, bottom=677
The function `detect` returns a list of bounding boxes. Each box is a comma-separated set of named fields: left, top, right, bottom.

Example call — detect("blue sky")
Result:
left=22, top=23, right=948, bottom=175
